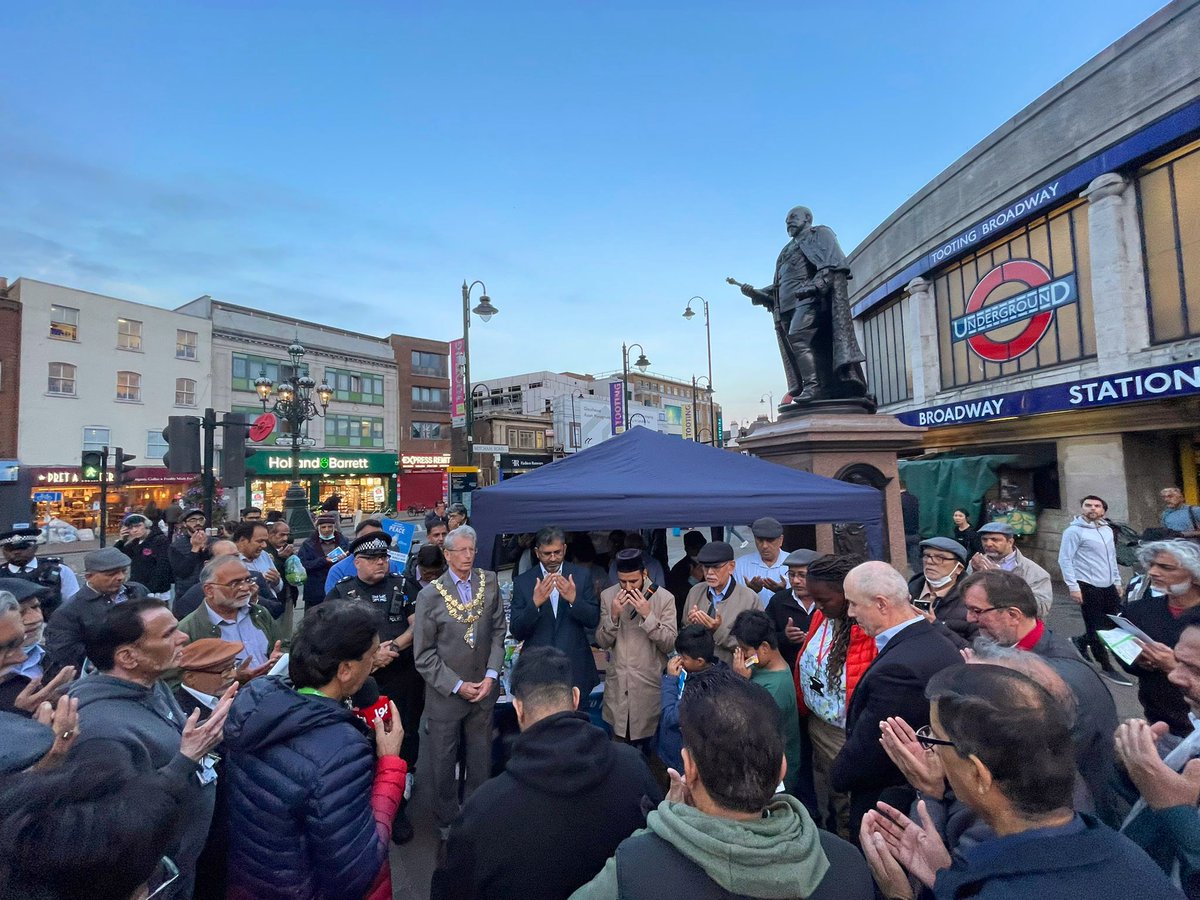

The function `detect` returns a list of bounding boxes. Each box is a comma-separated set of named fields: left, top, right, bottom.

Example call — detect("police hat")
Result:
left=695, top=541, right=735, bottom=565
left=977, top=522, right=1016, bottom=537
left=918, top=536, right=968, bottom=562
left=0, top=527, right=40, bottom=548
left=350, top=533, right=392, bottom=557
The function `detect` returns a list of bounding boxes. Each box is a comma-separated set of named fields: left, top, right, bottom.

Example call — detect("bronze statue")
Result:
left=729, top=206, right=872, bottom=412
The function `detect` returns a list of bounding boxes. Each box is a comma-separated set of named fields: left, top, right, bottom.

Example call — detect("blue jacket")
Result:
left=324, top=554, right=405, bottom=594
left=510, top=561, right=601, bottom=695
left=222, top=676, right=387, bottom=900
left=298, top=532, right=350, bottom=606
left=930, top=814, right=1184, bottom=899
left=657, top=672, right=685, bottom=772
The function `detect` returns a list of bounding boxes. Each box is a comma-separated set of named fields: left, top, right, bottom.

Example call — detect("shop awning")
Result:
left=470, top=426, right=884, bottom=566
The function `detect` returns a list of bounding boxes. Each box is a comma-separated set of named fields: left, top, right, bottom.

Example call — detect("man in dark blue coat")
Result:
left=831, top=561, right=963, bottom=835
left=509, top=525, right=601, bottom=697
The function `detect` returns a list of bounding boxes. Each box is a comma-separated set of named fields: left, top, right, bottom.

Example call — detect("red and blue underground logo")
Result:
left=950, top=259, right=1078, bottom=362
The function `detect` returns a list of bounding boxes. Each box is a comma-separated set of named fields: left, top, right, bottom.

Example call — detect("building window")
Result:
left=116, top=371, right=142, bottom=402
left=326, top=367, right=384, bottom=405
left=410, top=421, right=444, bottom=440
left=324, top=414, right=385, bottom=448
left=117, top=318, right=143, bottom=351
left=932, top=199, right=1093, bottom=390
left=176, top=329, right=198, bottom=359
left=1137, top=139, right=1200, bottom=343
left=146, top=430, right=168, bottom=459
left=411, top=351, right=448, bottom=377
left=50, top=305, right=79, bottom=341
left=862, top=297, right=912, bottom=406
left=412, top=386, right=449, bottom=411
left=515, top=429, right=545, bottom=450
left=175, top=378, right=196, bottom=407
left=231, top=353, right=308, bottom=393
left=48, top=362, right=76, bottom=396
left=82, top=427, right=110, bottom=452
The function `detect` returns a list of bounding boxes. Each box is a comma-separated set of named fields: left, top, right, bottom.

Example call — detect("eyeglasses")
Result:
left=965, top=604, right=1010, bottom=618
left=915, top=724, right=957, bottom=750
left=215, top=576, right=256, bottom=590
left=444, top=546, right=476, bottom=555
left=145, top=856, right=180, bottom=898
left=921, top=553, right=959, bottom=564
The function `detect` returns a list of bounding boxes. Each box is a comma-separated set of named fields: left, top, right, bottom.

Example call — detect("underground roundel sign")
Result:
left=951, top=259, right=1078, bottom=363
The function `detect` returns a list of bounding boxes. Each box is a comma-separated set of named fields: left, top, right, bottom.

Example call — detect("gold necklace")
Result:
left=434, top=570, right=487, bottom=648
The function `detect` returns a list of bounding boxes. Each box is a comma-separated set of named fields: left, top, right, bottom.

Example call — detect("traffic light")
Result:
left=221, top=412, right=255, bottom=488
left=81, top=450, right=104, bottom=482
left=162, top=416, right=201, bottom=473
left=113, top=448, right=137, bottom=487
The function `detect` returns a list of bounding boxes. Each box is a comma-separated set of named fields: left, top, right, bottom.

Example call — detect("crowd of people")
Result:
left=2, top=488, right=1200, bottom=899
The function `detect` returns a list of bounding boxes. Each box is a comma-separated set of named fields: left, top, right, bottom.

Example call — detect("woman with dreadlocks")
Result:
left=792, top=554, right=876, bottom=839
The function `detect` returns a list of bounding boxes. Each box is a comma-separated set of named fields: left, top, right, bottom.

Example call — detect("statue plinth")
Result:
left=737, top=411, right=925, bottom=569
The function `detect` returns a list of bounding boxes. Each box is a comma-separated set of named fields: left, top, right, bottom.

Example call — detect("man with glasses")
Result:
left=413, top=525, right=506, bottom=855
left=510, top=525, right=601, bottom=697
left=908, top=537, right=974, bottom=642
left=681, top=541, right=762, bottom=665
left=959, top=568, right=1121, bottom=823
left=175, top=555, right=283, bottom=684
left=967, top=522, right=1053, bottom=619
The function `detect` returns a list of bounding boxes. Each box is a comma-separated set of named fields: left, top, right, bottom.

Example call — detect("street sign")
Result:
left=472, top=443, right=508, bottom=454
left=33, top=491, right=62, bottom=503
left=249, top=413, right=277, bottom=442
left=274, top=436, right=318, bottom=447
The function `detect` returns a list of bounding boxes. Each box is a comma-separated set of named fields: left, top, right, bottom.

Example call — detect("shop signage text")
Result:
left=952, top=261, right=1078, bottom=361
left=897, top=360, right=1200, bottom=428
left=400, top=453, right=451, bottom=468
left=610, top=381, right=625, bottom=432
left=265, top=455, right=369, bottom=471
left=247, top=451, right=396, bottom=476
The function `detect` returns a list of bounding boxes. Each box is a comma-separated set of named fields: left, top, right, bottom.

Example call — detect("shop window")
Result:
left=412, top=386, right=449, bottom=411
left=411, top=421, right=443, bottom=440
left=175, top=378, right=196, bottom=407
left=1137, top=139, right=1200, bottom=343
left=517, top=430, right=536, bottom=449
left=117, top=318, right=142, bottom=351
left=116, top=371, right=142, bottom=402
left=82, top=426, right=110, bottom=452
left=146, top=430, right=168, bottom=459
left=50, top=305, right=79, bottom=341
left=411, top=351, right=448, bottom=377
left=324, top=414, right=384, bottom=448
left=933, top=199, right=1094, bottom=390
left=862, top=297, right=912, bottom=406
left=48, top=362, right=76, bottom=396
left=176, top=329, right=198, bottom=359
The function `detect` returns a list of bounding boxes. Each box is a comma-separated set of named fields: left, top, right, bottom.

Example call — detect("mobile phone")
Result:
left=913, top=598, right=932, bottom=612
left=744, top=652, right=759, bottom=667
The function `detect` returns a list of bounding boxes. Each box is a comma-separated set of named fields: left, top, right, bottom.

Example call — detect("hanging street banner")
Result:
left=609, top=381, right=625, bottom=433
left=451, top=338, right=467, bottom=428
left=897, top=360, right=1200, bottom=428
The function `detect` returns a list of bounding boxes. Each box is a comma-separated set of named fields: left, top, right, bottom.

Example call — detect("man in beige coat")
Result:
left=681, top=541, right=762, bottom=665
left=414, top=525, right=506, bottom=847
left=595, top=549, right=678, bottom=745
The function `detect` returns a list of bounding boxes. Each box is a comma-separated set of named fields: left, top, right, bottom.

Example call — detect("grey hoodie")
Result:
left=570, top=794, right=831, bottom=899
left=1058, top=516, right=1120, bottom=592
left=68, top=674, right=212, bottom=900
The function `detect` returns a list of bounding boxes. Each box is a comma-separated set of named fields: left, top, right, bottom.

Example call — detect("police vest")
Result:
left=6, top=558, right=65, bottom=617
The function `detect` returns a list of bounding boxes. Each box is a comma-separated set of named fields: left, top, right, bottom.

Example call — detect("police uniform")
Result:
left=0, top=528, right=78, bottom=619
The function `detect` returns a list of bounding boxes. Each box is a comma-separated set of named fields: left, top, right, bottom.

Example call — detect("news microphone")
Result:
left=350, top=677, right=392, bottom=729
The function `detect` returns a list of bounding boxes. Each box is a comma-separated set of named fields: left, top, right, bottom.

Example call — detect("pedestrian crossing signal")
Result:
left=81, top=450, right=104, bottom=482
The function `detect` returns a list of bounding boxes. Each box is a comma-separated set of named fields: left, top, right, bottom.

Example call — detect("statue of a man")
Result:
left=730, top=206, right=870, bottom=408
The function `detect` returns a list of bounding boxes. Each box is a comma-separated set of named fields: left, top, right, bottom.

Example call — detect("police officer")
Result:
left=0, top=528, right=79, bottom=620
left=325, top=531, right=419, bottom=843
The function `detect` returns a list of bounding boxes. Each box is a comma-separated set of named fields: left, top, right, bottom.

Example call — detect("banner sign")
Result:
left=683, top=405, right=694, bottom=440
left=609, top=381, right=625, bottom=433
left=451, top=338, right=466, bottom=428
left=897, top=360, right=1200, bottom=428
left=380, top=518, right=415, bottom=565
left=950, top=262, right=1078, bottom=361
left=852, top=99, right=1200, bottom=318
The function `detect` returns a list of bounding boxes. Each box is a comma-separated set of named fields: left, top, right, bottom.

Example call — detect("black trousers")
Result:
left=1079, top=581, right=1122, bottom=668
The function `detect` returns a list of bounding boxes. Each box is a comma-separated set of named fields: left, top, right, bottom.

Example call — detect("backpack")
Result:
left=1108, top=520, right=1141, bottom=569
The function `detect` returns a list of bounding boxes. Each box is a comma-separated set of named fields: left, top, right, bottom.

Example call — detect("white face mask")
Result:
left=926, top=564, right=962, bottom=590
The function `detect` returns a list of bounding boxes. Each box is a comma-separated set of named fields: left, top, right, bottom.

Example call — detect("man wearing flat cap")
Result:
left=45, top=547, right=150, bottom=676
left=908, top=536, right=975, bottom=641
left=0, top=526, right=78, bottom=620
left=681, top=541, right=762, bottom=665
left=733, top=517, right=792, bottom=607
left=766, top=548, right=820, bottom=671
left=595, top=548, right=678, bottom=749
left=967, top=522, right=1053, bottom=619
left=169, top=508, right=215, bottom=597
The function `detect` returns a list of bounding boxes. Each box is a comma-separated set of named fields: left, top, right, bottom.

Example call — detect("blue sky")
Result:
left=1, top=1, right=1169, bottom=424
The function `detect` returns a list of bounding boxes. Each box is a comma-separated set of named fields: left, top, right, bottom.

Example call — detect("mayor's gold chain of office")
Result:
left=434, top=570, right=486, bottom=648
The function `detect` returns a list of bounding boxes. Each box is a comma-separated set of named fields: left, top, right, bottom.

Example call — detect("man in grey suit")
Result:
left=414, top=525, right=507, bottom=849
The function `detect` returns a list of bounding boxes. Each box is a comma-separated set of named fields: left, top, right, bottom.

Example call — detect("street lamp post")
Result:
left=629, top=413, right=650, bottom=428
left=620, top=342, right=650, bottom=433
left=683, top=296, right=715, bottom=442
left=569, top=389, right=584, bottom=451
left=690, top=375, right=713, bottom=443
left=254, top=340, right=333, bottom=539
left=461, top=280, right=499, bottom=467
left=759, top=392, right=775, bottom=423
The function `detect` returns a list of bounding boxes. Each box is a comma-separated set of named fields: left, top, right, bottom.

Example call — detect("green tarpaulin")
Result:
left=898, top=454, right=1019, bottom=539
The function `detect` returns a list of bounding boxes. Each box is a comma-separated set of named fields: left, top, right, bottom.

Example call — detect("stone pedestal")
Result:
left=737, top=412, right=925, bottom=567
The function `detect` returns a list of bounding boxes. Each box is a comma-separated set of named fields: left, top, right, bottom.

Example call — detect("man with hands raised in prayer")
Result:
left=680, top=541, right=761, bottom=666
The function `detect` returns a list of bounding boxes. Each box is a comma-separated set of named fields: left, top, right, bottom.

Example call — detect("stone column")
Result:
left=1082, top=173, right=1150, bottom=373
left=904, top=277, right=941, bottom=405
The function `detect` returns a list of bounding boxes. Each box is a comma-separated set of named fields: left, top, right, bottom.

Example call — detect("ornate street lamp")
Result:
left=760, top=391, right=775, bottom=422
left=569, top=389, right=584, bottom=451
left=461, top=281, right=499, bottom=465
left=254, top=340, right=332, bottom=538
left=683, top=295, right=716, bottom=442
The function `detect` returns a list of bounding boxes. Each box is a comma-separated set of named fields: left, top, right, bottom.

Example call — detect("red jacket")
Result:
left=792, top=609, right=877, bottom=718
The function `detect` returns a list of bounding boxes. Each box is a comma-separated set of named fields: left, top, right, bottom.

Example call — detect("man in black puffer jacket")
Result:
left=432, top=647, right=662, bottom=900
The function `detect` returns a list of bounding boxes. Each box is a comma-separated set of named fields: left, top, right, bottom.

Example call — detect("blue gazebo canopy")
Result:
left=469, top=426, right=883, bottom=566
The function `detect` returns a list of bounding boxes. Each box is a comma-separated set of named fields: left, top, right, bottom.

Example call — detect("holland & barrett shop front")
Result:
left=246, top=451, right=397, bottom=517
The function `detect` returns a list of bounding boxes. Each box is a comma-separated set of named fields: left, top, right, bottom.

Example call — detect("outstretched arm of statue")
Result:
left=727, top=276, right=775, bottom=308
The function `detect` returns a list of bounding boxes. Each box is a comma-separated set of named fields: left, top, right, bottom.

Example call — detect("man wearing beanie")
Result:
left=297, top=514, right=349, bottom=609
